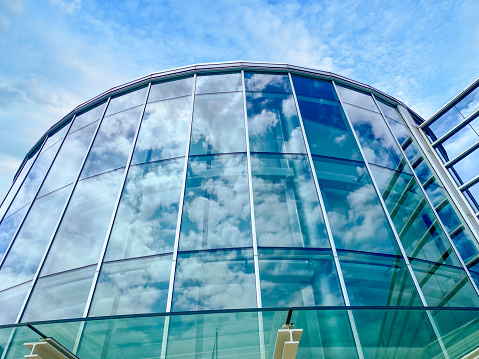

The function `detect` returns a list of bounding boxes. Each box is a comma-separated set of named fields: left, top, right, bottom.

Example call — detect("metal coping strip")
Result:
left=14, top=98, right=112, bottom=324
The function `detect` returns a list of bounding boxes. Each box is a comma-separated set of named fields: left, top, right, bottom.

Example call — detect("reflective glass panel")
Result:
left=259, top=248, right=343, bottom=307
left=291, top=76, right=337, bottom=101
left=104, top=87, right=147, bottom=117
left=0, top=282, right=30, bottom=325
left=0, top=185, right=72, bottom=291
left=38, top=120, right=98, bottom=197
left=189, top=93, right=246, bottom=156
left=339, top=251, right=421, bottom=306
left=80, top=106, right=143, bottom=178
left=22, top=265, right=95, bottom=322
left=314, top=157, right=398, bottom=254
left=465, top=182, right=479, bottom=212
left=195, top=73, right=242, bottom=94
left=172, top=249, right=256, bottom=311
left=132, top=96, right=192, bottom=164
left=70, top=102, right=106, bottom=133
left=376, top=100, right=405, bottom=124
left=439, top=125, right=479, bottom=161
left=179, top=154, right=251, bottom=251
left=448, top=147, right=479, bottom=185
left=386, top=119, right=409, bottom=145
left=0, top=205, right=28, bottom=261
left=456, top=85, right=479, bottom=119
left=89, top=254, right=171, bottom=316
left=251, top=154, right=329, bottom=248
left=410, top=259, right=479, bottom=307
left=335, top=85, right=378, bottom=112
left=244, top=73, right=291, bottom=93
left=246, top=92, right=305, bottom=154
left=428, top=107, right=464, bottom=140
left=41, top=169, right=124, bottom=276
left=412, top=158, right=434, bottom=183
left=148, top=77, right=193, bottom=103
left=40, top=123, right=70, bottom=155
left=105, top=159, right=183, bottom=261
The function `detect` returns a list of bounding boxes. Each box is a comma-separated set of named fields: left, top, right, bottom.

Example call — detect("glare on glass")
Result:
left=335, top=85, right=378, bottom=112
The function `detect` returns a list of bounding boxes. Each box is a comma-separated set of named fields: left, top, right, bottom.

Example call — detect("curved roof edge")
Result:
left=16, top=60, right=425, bottom=180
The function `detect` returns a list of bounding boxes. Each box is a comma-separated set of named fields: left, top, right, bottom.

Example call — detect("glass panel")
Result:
left=70, top=102, right=106, bottom=133
left=376, top=101, right=405, bottom=124
left=439, top=125, right=479, bottom=161
left=244, top=73, right=291, bottom=93
left=448, top=147, right=479, bottom=185
left=0, top=205, right=28, bottom=261
left=179, top=154, right=251, bottom=251
left=412, top=158, right=434, bottom=183
left=258, top=248, right=343, bottom=307
left=38, top=120, right=98, bottom=197
left=148, top=77, right=193, bottom=103
left=40, top=123, right=70, bottom=154
left=385, top=119, right=410, bottom=145
left=403, top=140, right=421, bottom=163
left=0, top=282, right=30, bottom=325
left=314, top=157, right=398, bottom=254
left=0, top=185, right=72, bottom=291
left=343, top=103, right=410, bottom=172
left=189, top=93, right=246, bottom=156
left=291, top=76, right=337, bottom=101
left=172, top=249, right=256, bottom=311
left=370, top=165, right=461, bottom=266
left=428, top=107, right=464, bottom=140
left=246, top=92, right=306, bottom=154
left=132, top=96, right=192, bottom=165
left=465, top=182, right=479, bottom=212
left=80, top=106, right=143, bottom=178
left=251, top=154, right=329, bottom=248
left=105, top=159, right=183, bottom=261
left=410, top=259, right=479, bottom=307
left=89, top=254, right=171, bottom=316
left=335, top=85, right=378, bottom=112
left=41, top=169, right=124, bottom=276
left=456, top=85, right=479, bottom=119
left=104, top=87, right=147, bottom=117
left=21, top=265, right=95, bottom=322
left=195, top=73, right=242, bottom=94
left=469, top=114, right=479, bottom=134
left=339, top=251, right=421, bottom=306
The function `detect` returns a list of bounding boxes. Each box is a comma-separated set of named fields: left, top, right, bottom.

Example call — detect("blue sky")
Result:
left=0, top=0, right=478, bottom=199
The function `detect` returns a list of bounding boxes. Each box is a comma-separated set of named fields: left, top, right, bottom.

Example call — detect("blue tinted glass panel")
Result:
left=0, top=205, right=28, bottom=262
left=179, top=154, right=251, bottom=251
left=439, top=125, right=479, bottom=161
left=336, top=85, right=378, bottom=112
left=148, top=77, right=193, bottom=103
left=376, top=101, right=405, bottom=124
left=291, top=76, right=337, bottom=101
left=465, top=182, right=479, bottom=212
left=105, top=159, right=183, bottom=261
left=456, top=85, right=479, bottom=119
left=244, top=73, right=291, bottom=93
left=195, top=73, right=242, bottom=94
left=428, top=107, right=463, bottom=140
left=246, top=92, right=306, bottom=154
left=448, top=147, right=479, bottom=185
left=251, top=154, right=329, bottom=248
left=386, top=119, right=410, bottom=145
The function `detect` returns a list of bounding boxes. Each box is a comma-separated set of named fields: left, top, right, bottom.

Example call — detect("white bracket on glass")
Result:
left=273, top=324, right=303, bottom=359
left=24, top=337, right=78, bottom=359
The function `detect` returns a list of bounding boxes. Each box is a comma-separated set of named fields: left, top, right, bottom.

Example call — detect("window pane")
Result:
left=336, top=85, right=378, bottom=112
left=339, top=251, right=421, bottom=306
left=0, top=184, right=72, bottom=291
left=427, top=107, right=463, bottom=140
left=70, top=102, right=106, bottom=133
left=189, top=93, right=246, bottom=155
left=291, top=76, right=337, bottom=101
left=41, top=168, right=124, bottom=276
left=259, top=248, right=343, bottom=307
left=0, top=205, right=28, bottom=262
left=104, top=87, right=147, bottom=117
left=314, top=157, right=398, bottom=254
left=132, top=96, right=191, bottom=165
left=179, top=154, right=251, bottom=251
left=148, top=77, right=193, bottom=103
left=386, top=119, right=410, bottom=145
left=448, top=147, right=479, bottom=185
left=0, top=282, right=30, bottom=325
left=456, top=85, right=479, bottom=119
left=244, top=73, right=291, bottom=93
left=105, top=159, right=183, bottom=261
left=251, top=154, right=329, bottom=248
left=38, top=120, right=98, bottom=197
left=89, top=254, right=171, bottom=316
left=195, top=73, right=242, bottom=94
left=438, top=125, right=479, bottom=161
left=172, top=249, right=256, bottom=311
left=246, top=92, right=306, bottom=154
left=80, top=106, right=143, bottom=178
left=22, top=265, right=95, bottom=321
left=376, top=101, right=405, bottom=125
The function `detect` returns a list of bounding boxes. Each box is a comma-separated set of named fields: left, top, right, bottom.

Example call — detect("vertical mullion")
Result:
left=82, top=84, right=152, bottom=318
left=165, top=74, right=197, bottom=313
left=15, top=98, right=112, bottom=324
left=374, top=95, right=479, bottom=298
left=289, top=74, right=364, bottom=359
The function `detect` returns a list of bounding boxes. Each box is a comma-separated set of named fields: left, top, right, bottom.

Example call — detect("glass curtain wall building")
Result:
left=1, top=62, right=479, bottom=358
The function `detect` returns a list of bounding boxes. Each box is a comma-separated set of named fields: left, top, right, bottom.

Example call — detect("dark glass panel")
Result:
left=0, top=205, right=28, bottom=262
left=179, top=154, right=251, bottom=251
left=38, top=120, right=98, bottom=197
left=172, top=249, right=256, bottom=311
left=189, top=93, right=246, bottom=156
left=427, top=107, right=463, bottom=140
left=314, top=156, right=398, bottom=254
left=132, top=96, right=191, bottom=165
left=0, top=185, right=72, bottom=291
left=104, top=87, right=147, bottom=117
left=259, top=248, right=343, bottom=308
left=89, top=254, right=171, bottom=316
left=291, top=76, right=337, bottom=101
left=0, top=282, right=30, bottom=325
left=251, top=154, right=329, bottom=248
left=22, top=265, right=95, bottom=322
left=41, top=169, right=124, bottom=276
left=70, top=101, right=106, bottom=133
left=105, top=159, right=183, bottom=261
left=339, top=251, right=421, bottom=306
left=148, top=77, right=193, bottom=103
left=246, top=92, right=306, bottom=154
left=80, top=106, right=143, bottom=178
left=335, top=85, right=378, bottom=112
left=244, top=73, right=291, bottom=93
left=195, top=73, right=242, bottom=94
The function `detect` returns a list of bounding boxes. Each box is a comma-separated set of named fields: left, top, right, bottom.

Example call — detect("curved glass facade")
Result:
left=1, top=63, right=479, bottom=358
